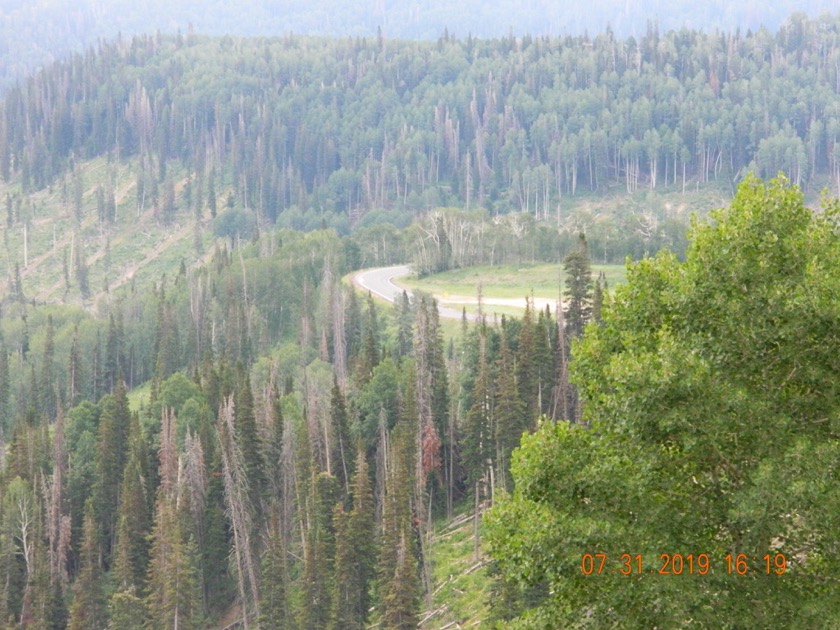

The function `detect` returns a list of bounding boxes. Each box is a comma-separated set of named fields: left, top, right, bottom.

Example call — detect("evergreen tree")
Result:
left=259, top=519, right=288, bottom=629
left=13, top=263, right=24, bottom=303
left=394, top=290, right=414, bottom=359
left=516, top=299, right=539, bottom=423
left=67, top=326, right=83, bottom=406
left=107, top=589, right=146, bottom=630
left=534, top=306, right=555, bottom=416
left=112, top=412, right=152, bottom=590
left=234, top=366, right=266, bottom=525
left=146, top=408, right=203, bottom=630
left=355, top=294, right=380, bottom=385
left=463, top=329, right=492, bottom=486
left=145, top=492, right=202, bottom=630
left=563, top=233, right=593, bottom=338
left=425, top=301, right=449, bottom=466
left=382, top=533, right=421, bottom=630
left=74, top=247, right=89, bottom=300
left=0, top=331, right=9, bottom=422
left=330, top=504, right=352, bottom=630
left=68, top=501, right=107, bottom=630
left=377, top=420, right=421, bottom=627
left=200, top=449, right=232, bottom=614
left=91, top=381, right=130, bottom=564
left=301, top=471, right=340, bottom=628
left=263, top=386, right=285, bottom=507
left=299, top=497, right=332, bottom=630
left=592, top=271, right=606, bottom=322
left=208, top=180, right=217, bottom=219
left=162, top=177, right=176, bottom=224
left=493, top=323, right=528, bottom=490
left=344, top=451, right=376, bottom=628
left=40, top=315, right=56, bottom=419
left=26, top=529, right=66, bottom=630
left=329, top=380, right=353, bottom=494
left=104, top=313, right=122, bottom=394
left=345, top=288, right=363, bottom=365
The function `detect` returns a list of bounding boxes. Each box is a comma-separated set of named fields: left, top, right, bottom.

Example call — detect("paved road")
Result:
left=353, top=265, right=412, bottom=302
left=352, top=265, right=476, bottom=321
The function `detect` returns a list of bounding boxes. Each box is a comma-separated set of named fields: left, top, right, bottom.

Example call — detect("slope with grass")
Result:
left=0, top=157, right=217, bottom=309
left=422, top=509, right=493, bottom=629
left=396, top=262, right=627, bottom=318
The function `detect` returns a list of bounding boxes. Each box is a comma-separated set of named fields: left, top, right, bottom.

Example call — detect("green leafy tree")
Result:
left=486, top=176, right=840, bottom=628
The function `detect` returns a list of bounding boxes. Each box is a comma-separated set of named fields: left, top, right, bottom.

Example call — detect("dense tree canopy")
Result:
left=0, top=1, right=831, bottom=93
left=3, top=15, right=840, bottom=224
left=486, top=175, right=840, bottom=627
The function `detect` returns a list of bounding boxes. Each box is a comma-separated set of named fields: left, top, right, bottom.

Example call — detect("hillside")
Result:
left=1, top=18, right=839, bottom=304
left=0, top=157, right=214, bottom=307
left=0, top=1, right=835, bottom=93
left=0, top=19, right=836, bottom=630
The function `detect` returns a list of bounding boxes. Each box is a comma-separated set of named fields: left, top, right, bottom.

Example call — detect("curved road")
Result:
left=352, top=265, right=477, bottom=320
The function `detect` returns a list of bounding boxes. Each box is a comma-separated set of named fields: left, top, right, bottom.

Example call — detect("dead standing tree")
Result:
left=217, top=396, right=260, bottom=628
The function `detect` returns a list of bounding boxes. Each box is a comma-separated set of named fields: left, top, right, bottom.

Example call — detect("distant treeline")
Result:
left=348, top=207, right=688, bottom=274
left=1, top=14, right=839, bottom=227
left=0, top=0, right=834, bottom=92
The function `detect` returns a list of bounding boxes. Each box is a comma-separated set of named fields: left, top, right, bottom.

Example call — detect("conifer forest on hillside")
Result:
left=0, top=10, right=836, bottom=629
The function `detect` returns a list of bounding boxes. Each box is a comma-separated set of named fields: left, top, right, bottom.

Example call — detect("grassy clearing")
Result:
left=127, top=381, right=152, bottom=412
left=396, top=262, right=627, bottom=318
left=423, top=509, right=492, bottom=629
left=398, top=263, right=626, bottom=301
left=0, top=157, right=217, bottom=307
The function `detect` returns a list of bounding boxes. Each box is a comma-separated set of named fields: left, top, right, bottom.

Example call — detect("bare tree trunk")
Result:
left=217, top=397, right=260, bottom=628
left=473, top=481, right=480, bottom=562
left=332, top=284, right=347, bottom=387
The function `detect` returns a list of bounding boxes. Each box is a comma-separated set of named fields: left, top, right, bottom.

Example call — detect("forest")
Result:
left=3, top=13, right=840, bottom=225
left=0, top=206, right=602, bottom=628
left=0, top=0, right=834, bottom=93
left=0, top=13, right=836, bottom=630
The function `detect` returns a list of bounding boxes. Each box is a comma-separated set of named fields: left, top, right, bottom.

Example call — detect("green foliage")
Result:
left=108, top=589, right=147, bottom=630
left=355, top=358, right=401, bottom=445
left=562, top=234, right=593, bottom=338
left=91, top=383, right=131, bottom=564
left=486, top=176, right=840, bottom=627
left=493, top=325, right=528, bottom=490
left=146, top=493, right=203, bottom=629
left=68, top=501, right=108, bottom=630
left=259, top=522, right=289, bottom=629
left=3, top=17, right=840, bottom=298
left=213, top=208, right=257, bottom=244
left=332, top=451, right=376, bottom=630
